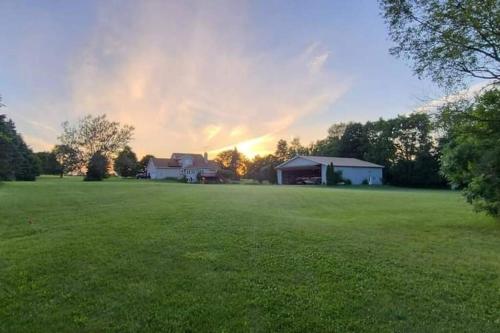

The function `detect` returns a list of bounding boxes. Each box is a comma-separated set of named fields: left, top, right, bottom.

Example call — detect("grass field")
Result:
left=1, top=177, right=499, bottom=332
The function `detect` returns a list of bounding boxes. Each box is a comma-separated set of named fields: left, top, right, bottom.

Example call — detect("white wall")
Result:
left=147, top=162, right=181, bottom=180
left=335, top=167, right=383, bottom=185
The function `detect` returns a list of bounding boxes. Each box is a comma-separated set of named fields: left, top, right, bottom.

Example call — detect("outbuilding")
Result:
left=276, top=156, right=383, bottom=185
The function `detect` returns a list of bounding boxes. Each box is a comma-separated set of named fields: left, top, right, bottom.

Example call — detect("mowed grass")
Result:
left=1, top=177, right=499, bottom=332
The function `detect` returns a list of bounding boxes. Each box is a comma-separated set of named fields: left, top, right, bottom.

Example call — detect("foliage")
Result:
left=0, top=113, right=39, bottom=181
left=333, top=170, right=343, bottom=185
left=217, top=169, right=236, bottom=183
left=274, top=139, right=289, bottom=163
left=113, top=146, right=139, bottom=177
left=288, top=137, right=310, bottom=157
left=58, top=114, right=134, bottom=173
left=138, top=154, right=155, bottom=172
left=53, top=144, right=79, bottom=177
left=380, top=0, right=500, bottom=88
left=310, top=113, right=446, bottom=188
left=84, top=152, right=109, bottom=181
left=36, top=152, right=62, bottom=175
left=326, top=164, right=343, bottom=186
left=215, top=148, right=247, bottom=179
left=326, top=163, right=335, bottom=186
left=439, top=88, right=500, bottom=216
left=245, top=154, right=279, bottom=183
left=337, top=122, right=367, bottom=159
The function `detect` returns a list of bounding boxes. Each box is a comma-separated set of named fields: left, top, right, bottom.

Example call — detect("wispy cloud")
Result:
left=19, top=1, right=350, bottom=157
left=415, top=82, right=491, bottom=114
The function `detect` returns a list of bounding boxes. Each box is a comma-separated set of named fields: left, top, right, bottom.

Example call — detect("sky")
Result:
left=0, top=0, right=444, bottom=158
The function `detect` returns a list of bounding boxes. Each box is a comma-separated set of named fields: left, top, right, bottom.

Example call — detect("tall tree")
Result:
left=246, top=154, right=279, bottom=183
left=380, top=0, right=500, bottom=87
left=53, top=144, right=79, bottom=177
left=389, top=113, right=446, bottom=187
left=337, top=122, right=368, bottom=159
left=274, top=139, right=289, bottom=162
left=139, top=154, right=155, bottom=172
left=215, top=148, right=247, bottom=180
left=36, top=152, right=62, bottom=175
left=0, top=113, right=39, bottom=181
left=114, top=146, right=139, bottom=177
left=288, top=137, right=310, bottom=157
left=58, top=114, right=134, bottom=174
left=439, top=88, right=500, bottom=216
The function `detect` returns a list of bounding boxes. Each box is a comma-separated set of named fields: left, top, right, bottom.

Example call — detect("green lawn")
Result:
left=1, top=177, right=499, bottom=332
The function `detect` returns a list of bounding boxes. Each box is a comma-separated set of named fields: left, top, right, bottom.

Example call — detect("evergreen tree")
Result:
left=326, top=163, right=335, bottom=186
left=0, top=113, right=39, bottom=181
left=114, top=146, right=139, bottom=177
left=84, top=152, right=108, bottom=181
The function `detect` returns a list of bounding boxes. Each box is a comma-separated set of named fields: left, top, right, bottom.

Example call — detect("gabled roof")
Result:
left=150, top=154, right=218, bottom=169
left=276, top=155, right=384, bottom=169
left=171, top=153, right=204, bottom=160
left=150, top=158, right=180, bottom=168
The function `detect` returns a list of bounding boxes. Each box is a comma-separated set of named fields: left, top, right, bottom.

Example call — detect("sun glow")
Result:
left=209, top=134, right=275, bottom=159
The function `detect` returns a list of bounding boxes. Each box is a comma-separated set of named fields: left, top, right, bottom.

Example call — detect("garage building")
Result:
left=276, top=156, right=383, bottom=185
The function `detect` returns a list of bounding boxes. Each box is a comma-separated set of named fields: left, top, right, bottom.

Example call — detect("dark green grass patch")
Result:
left=1, top=177, right=499, bottom=332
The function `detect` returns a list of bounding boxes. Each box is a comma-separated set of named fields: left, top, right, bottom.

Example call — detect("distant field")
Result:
left=1, top=177, right=499, bottom=332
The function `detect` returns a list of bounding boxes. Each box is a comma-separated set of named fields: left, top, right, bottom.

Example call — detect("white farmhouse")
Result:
left=147, top=152, right=219, bottom=182
left=276, top=156, right=383, bottom=185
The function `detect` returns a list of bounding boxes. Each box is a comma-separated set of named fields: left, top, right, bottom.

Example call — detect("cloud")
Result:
left=415, top=81, right=491, bottom=113
left=308, top=52, right=330, bottom=74
left=64, top=1, right=349, bottom=158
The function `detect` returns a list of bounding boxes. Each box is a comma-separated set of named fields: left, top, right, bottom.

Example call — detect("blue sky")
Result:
left=0, top=0, right=440, bottom=157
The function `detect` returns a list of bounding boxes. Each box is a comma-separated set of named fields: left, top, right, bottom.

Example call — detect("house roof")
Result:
left=150, top=158, right=179, bottom=168
left=171, top=153, right=204, bottom=160
left=150, top=154, right=218, bottom=169
left=276, top=155, right=384, bottom=169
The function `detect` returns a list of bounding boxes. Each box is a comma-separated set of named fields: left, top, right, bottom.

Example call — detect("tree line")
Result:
left=214, top=110, right=447, bottom=188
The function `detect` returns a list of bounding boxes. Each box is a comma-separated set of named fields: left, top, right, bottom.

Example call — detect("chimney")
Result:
left=203, top=152, right=208, bottom=162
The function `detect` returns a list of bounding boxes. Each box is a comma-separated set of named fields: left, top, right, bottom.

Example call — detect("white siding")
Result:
left=335, top=167, right=383, bottom=185
left=147, top=160, right=181, bottom=180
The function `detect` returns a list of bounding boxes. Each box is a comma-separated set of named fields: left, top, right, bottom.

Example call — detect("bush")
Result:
left=344, top=179, right=352, bottom=185
left=333, top=170, right=343, bottom=184
left=84, top=152, right=108, bottom=181
left=361, top=179, right=369, bottom=185
left=217, top=169, right=235, bottom=183
left=326, top=163, right=335, bottom=186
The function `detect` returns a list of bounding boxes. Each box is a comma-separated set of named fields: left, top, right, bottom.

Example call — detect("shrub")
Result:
left=217, top=169, right=235, bottom=183
left=344, top=179, right=352, bottom=185
left=326, top=163, right=335, bottom=186
left=361, top=179, right=369, bottom=185
left=84, top=152, right=108, bottom=181
left=333, top=170, right=343, bottom=184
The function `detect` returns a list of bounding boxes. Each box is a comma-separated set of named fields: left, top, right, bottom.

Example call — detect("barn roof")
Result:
left=276, top=156, right=384, bottom=169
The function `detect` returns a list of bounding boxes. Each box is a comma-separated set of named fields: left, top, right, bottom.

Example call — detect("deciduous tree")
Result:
left=380, top=0, right=500, bottom=87
left=58, top=114, right=134, bottom=174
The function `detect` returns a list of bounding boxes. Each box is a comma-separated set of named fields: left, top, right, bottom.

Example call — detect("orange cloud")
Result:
left=66, top=2, right=350, bottom=158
